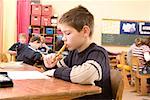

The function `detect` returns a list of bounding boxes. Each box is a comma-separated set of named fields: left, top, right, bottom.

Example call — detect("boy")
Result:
left=38, top=36, right=53, bottom=54
left=43, top=5, right=112, bottom=99
left=8, top=33, right=27, bottom=56
left=16, top=35, right=43, bottom=65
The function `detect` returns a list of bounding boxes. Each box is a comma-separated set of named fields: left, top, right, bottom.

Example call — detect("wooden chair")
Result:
left=117, top=51, right=131, bottom=89
left=0, top=53, right=8, bottom=62
left=131, top=56, right=150, bottom=95
left=110, top=69, right=124, bottom=100
left=108, top=52, right=120, bottom=69
left=10, top=54, right=16, bottom=61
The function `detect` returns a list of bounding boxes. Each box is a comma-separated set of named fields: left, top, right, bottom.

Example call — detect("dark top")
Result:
left=9, top=42, right=21, bottom=51
left=53, top=43, right=112, bottom=99
left=16, top=44, right=42, bottom=65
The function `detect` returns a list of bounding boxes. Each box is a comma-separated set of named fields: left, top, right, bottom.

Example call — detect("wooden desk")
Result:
left=0, top=63, right=101, bottom=100
left=133, top=71, right=150, bottom=95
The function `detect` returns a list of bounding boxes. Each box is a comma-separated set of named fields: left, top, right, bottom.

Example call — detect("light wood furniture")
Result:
left=110, top=69, right=124, bottom=100
left=10, top=54, right=16, bottom=61
left=117, top=52, right=131, bottom=89
left=0, top=63, right=101, bottom=100
left=108, top=52, right=120, bottom=69
left=131, top=56, right=150, bottom=95
left=0, top=53, right=8, bottom=62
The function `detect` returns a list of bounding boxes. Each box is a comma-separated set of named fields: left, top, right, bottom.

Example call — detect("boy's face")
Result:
left=19, top=37, right=26, bottom=44
left=60, top=24, right=89, bottom=51
left=32, top=41, right=41, bottom=49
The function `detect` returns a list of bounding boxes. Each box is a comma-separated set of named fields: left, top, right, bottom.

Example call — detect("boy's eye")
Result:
left=66, top=33, right=70, bottom=35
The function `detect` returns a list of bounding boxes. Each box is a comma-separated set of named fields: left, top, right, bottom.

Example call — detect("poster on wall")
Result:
left=101, top=19, right=120, bottom=34
left=139, top=22, right=150, bottom=35
left=120, top=21, right=139, bottom=35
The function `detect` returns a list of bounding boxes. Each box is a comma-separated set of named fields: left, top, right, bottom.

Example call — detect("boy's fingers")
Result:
left=56, top=55, right=63, bottom=61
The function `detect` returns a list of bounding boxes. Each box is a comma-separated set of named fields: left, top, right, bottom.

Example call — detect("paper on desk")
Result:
left=7, top=71, right=50, bottom=80
left=0, top=61, right=23, bottom=69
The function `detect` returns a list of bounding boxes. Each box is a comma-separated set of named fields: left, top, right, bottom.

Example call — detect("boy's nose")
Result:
left=62, top=36, right=66, bottom=41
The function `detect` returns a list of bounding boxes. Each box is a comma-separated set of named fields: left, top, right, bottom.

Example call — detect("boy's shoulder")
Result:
left=71, top=43, right=108, bottom=54
left=89, top=43, right=107, bottom=53
left=11, top=42, right=20, bottom=46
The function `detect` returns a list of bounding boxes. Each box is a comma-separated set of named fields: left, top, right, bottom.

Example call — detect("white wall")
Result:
left=41, top=0, right=150, bottom=52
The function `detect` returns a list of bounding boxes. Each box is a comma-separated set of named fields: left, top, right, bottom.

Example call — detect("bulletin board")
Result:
left=102, top=34, right=148, bottom=46
left=101, top=19, right=150, bottom=46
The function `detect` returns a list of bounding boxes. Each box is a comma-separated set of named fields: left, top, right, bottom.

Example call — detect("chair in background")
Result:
left=131, top=56, right=150, bottom=95
left=108, top=52, right=120, bottom=69
left=0, top=53, right=8, bottom=62
left=10, top=54, right=16, bottom=61
left=110, top=69, right=124, bottom=100
left=117, top=51, right=131, bottom=89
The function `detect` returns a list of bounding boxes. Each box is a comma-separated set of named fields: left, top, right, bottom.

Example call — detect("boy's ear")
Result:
left=82, top=25, right=90, bottom=37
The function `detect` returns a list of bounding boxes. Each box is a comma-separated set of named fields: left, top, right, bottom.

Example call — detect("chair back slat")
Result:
left=110, top=69, right=124, bottom=100
left=0, top=53, right=8, bottom=62
left=131, top=56, right=140, bottom=73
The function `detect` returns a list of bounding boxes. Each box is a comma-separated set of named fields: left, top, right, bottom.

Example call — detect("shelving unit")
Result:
left=28, top=4, right=63, bottom=51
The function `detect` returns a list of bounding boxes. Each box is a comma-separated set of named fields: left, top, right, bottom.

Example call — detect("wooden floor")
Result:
left=122, top=86, right=150, bottom=100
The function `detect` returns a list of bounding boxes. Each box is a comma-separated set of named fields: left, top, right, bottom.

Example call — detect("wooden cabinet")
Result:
left=28, top=25, right=63, bottom=51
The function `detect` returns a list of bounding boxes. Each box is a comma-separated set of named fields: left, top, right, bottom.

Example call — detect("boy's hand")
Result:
left=43, top=53, right=62, bottom=68
left=43, top=69, right=56, bottom=77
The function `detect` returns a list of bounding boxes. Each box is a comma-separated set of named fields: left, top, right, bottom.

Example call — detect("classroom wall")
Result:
left=3, top=0, right=17, bottom=53
left=2, top=0, right=150, bottom=53
left=41, top=0, right=150, bottom=52
left=0, top=0, right=3, bottom=53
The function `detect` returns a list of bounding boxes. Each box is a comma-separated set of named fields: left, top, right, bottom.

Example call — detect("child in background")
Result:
left=127, top=37, right=143, bottom=66
left=8, top=33, right=27, bottom=56
left=16, top=35, right=43, bottom=65
left=43, top=5, right=112, bottom=99
left=127, top=37, right=150, bottom=86
left=38, top=36, right=53, bottom=54
left=127, top=37, right=150, bottom=67
left=31, top=33, right=53, bottom=54
left=143, top=36, right=150, bottom=62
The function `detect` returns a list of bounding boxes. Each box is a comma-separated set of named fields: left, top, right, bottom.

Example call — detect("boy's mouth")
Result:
left=65, top=44, right=69, bottom=48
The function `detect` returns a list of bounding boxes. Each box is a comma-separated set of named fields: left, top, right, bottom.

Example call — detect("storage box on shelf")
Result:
left=45, top=37, right=53, bottom=43
left=55, top=29, right=63, bottom=41
left=32, top=27, right=41, bottom=34
left=41, top=5, right=52, bottom=16
left=31, top=15, right=41, bottom=26
left=45, top=27, right=54, bottom=35
left=41, top=16, right=51, bottom=26
left=31, top=4, right=42, bottom=15
left=28, top=26, right=41, bottom=34
left=29, top=4, right=59, bottom=51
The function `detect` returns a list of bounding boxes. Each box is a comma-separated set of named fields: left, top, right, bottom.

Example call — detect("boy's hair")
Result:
left=40, top=36, right=46, bottom=43
left=135, top=37, right=143, bottom=46
left=59, top=5, right=94, bottom=37
left=19, top=33, right=27, bottom=39
left=143, top=36, right=150, bottom=47
left=30, top=35, right=41, bottom=43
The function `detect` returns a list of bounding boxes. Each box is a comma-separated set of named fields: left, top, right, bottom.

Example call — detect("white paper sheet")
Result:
left=7, top=71, right=50, bottom=80
left=0, top=61, right=23, bottom=69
